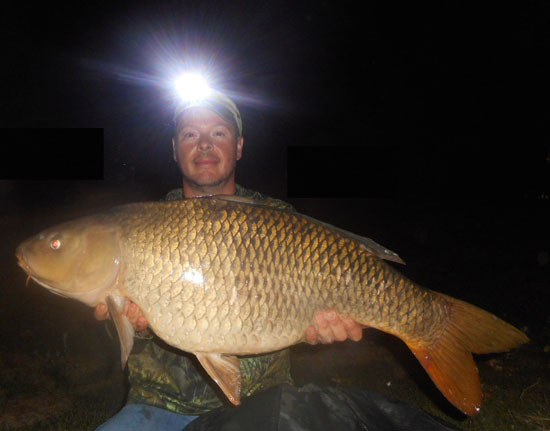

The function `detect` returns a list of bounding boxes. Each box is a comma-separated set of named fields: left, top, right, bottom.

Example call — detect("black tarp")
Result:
left=186, top=384, right=460, bottom=431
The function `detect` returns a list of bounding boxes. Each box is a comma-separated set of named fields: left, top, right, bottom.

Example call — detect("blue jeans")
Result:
left=96, top=404, right=197, bottom=430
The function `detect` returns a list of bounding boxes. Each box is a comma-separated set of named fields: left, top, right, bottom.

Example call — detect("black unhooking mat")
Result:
left=185, top=383, right=460, bottom=431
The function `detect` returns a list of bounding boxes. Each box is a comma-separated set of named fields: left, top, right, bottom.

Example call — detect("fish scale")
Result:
left=16, top=195, right=529, bottom=415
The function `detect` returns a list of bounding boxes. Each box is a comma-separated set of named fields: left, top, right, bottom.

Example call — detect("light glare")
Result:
left=174, top=73, right=211, bottom=102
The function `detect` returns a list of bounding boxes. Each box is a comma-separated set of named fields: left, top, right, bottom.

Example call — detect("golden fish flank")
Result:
left=15, top=195, right=528, bottom=415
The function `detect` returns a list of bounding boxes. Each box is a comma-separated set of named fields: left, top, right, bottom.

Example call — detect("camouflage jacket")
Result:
left=126, top=184, right=295, bottom=415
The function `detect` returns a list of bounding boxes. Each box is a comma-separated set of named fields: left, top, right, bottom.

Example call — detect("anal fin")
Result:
left=195, top=352, right=242, bottom=405
left=105, top=295, right=135, bottom=368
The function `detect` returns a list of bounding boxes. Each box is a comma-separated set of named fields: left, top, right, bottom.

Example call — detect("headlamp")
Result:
left=174, top=72, right=212, bottom=103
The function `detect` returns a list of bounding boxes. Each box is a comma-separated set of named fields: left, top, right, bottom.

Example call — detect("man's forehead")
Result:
left=178, top=107, right=233, bottom=129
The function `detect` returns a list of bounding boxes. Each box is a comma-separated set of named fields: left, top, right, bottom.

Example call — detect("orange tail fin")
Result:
left=404, top=293, right=529, bottom=415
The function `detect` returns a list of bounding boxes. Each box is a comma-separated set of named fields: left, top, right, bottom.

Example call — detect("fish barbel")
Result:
left=15, top=195, right=528, bottom=415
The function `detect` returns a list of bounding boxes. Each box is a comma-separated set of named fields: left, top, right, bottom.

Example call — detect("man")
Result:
left=94, top=91, right=363, bottom=430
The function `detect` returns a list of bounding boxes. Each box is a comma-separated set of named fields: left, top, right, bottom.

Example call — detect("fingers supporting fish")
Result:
left=342, top=318, right=364, bottom=342
left=93, top=303, right=109, bottom=321
left=323, top=310, right=348, bottom=342
left=94, top=299, right=149, bottom=335
left=124, top=298, right=149, bottom=331
left=305, top=310, right=364, bottom=345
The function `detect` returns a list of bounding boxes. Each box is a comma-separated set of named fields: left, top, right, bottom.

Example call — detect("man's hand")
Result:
left=305, top=309, right=364, bottom=345
left=94, top=298, right=149, bottom=333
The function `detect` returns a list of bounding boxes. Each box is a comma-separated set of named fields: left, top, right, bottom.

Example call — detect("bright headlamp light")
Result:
left=174, top=72, right=212, bottom=103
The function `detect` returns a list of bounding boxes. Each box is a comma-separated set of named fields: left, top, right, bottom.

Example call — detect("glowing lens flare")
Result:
left=174, top=73, right=212, bottom=103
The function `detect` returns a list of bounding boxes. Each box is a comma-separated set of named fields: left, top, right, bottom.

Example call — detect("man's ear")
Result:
left=236, top=136, right=244, bottom=161
left=172, top=138, right=178, bottom=162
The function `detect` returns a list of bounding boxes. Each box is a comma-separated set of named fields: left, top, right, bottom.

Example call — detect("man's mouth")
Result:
left=194, top=157, right=218, bottom=166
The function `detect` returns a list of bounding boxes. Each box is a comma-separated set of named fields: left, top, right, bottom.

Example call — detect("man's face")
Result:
left=172, top=107, right=243, bottom=190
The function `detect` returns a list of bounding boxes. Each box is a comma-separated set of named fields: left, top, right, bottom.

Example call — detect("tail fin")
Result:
left=404, top=293, right=529, bottom=416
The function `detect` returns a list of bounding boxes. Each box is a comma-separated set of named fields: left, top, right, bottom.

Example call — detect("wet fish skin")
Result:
left=115, top=197, right=411, bottom=353
left=15, top=196, right=528, bottom=415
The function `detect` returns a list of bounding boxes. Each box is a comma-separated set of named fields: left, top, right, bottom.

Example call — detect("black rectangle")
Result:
left=287, top=145, right=402, bottom=198
left=287, top=144, right=549, bottom=199
left=0, top=129, right=104, bottom=180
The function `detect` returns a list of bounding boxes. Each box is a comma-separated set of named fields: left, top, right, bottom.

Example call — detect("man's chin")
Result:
left=191, top=177, right=224, bottom=188
left=184, top=174, right=231, bottom=192
left=184, top=168, right=235, bottom=188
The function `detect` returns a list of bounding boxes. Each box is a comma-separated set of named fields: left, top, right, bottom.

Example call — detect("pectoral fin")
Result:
left=195, top=352, right=242, bottom=405
left=105, top=295, right=135, bottom=368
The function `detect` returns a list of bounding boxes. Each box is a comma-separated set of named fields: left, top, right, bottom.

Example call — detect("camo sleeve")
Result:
left=126, top=185, right=294, bottom=415
left=165, top=184, right=295, bottom=212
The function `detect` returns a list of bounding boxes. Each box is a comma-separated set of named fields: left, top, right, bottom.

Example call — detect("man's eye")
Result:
left=184, top=132, right=197, bottom=139
left=214, top=131, right=226, bottom=137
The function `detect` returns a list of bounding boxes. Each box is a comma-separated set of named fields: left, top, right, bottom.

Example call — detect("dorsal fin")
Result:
left=211, top=195, right=405, bottom=264
left=310, top=218, right=406, bottom=265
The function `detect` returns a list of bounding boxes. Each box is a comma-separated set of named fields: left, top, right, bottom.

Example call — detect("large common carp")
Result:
left=15, top=196, right=528, bottom=415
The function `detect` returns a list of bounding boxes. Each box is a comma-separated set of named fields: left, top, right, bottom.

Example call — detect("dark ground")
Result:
left=0, top=181, right=548, bottom=430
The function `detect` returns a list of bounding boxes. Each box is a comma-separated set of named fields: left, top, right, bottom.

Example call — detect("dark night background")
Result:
left=0, top=1, right=549, bottom=429
left=1, top=0, right=548, bottom=198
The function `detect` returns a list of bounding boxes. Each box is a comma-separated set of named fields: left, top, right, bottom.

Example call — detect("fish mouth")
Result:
left=15, top=250, right=68, bottom=298
left=15, top=250, right=33, bottom=287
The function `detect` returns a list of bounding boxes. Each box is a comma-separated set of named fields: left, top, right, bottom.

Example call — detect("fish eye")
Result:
left=50, top=239, right=61, bottom=250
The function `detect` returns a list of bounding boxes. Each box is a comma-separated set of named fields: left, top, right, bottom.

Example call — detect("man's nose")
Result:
left=198, top=137, right=213, bottom=150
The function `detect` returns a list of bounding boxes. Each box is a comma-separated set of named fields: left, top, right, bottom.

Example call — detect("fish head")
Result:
left=15, top=216, right=121, bottom=306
